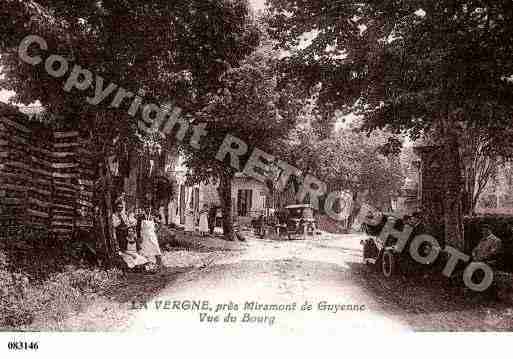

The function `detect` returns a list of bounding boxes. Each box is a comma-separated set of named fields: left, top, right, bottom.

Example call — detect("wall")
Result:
left=231, top=174, right=269, bottom=219
left=170, top=170, right=272, bottom=226
left=414, top=145, right=445, bottom=222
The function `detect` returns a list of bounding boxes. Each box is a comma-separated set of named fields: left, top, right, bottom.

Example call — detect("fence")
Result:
left=0, top=104, right=95, bottom=244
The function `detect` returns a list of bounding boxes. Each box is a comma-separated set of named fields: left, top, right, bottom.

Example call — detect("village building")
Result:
left=166, top=154, right=354, bottom=229
left=168, top=158, right=273, bottom=228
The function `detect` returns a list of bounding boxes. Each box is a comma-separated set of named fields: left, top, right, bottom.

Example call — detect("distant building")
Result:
left=164, top=151, right=357, bottom=228
left=168, top=157, right=273, bottom=227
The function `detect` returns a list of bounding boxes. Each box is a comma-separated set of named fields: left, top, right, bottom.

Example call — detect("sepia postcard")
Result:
left=1, top=0, right=513, bottom=357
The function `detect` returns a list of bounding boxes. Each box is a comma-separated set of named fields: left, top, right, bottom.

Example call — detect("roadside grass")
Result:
left=1, top=229, right=241, bottom=330
left=0, top=244, right=125, bottom=330
left=158, top=226, right=245, bottom=252
left=1, top=254, right=123, bottom=330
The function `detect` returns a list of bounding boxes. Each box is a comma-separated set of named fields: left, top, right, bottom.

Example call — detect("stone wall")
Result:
left=414, top=145, right=445, bottom=222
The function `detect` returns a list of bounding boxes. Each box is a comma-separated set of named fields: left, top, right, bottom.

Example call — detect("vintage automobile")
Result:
left=360, top=212, right=441, bottom=277
left=251, top=213, right=271, bottom=238
left=251, top=204, right=318, bottom=239
left=282, top=204, right=318, bottom=240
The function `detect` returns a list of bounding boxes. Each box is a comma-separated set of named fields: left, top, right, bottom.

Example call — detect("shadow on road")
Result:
left=345, top=261, right=513, bottom=331
left=102, top=266, right=194, bottom=304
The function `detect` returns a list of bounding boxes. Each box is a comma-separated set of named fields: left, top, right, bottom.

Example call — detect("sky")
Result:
left=250, top=0, right=266, bottom=11
left=0, top=89, right=12, bottom=104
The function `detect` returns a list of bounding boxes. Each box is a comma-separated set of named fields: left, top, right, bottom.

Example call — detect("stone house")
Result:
left=169, top=166, right=272, bottom=227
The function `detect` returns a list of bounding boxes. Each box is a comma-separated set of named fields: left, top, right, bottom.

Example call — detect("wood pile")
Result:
left=0, top=106, right=96, bottom=243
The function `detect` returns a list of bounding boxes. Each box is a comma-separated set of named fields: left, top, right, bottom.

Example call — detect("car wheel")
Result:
left=381, top=250, right=397, bottom=278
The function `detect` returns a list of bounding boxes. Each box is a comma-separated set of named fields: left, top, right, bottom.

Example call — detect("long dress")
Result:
left=184, top=210, right=195, bottom=232
left=112, top=211, right=136, bottom=251
left=140, top=219, right=162, bottom=263
left=119, top=241, right=148, bottom=269
left=113, top=212, right=145, bottom=268
left=199, top=210, right=209, bottom=234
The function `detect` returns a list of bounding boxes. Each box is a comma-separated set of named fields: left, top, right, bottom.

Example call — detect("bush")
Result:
left=0, top=259, right=123, bottom=329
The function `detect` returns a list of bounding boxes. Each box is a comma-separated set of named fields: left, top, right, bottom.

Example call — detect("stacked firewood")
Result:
left=50, top=130, right=80, bottom=241
left=0, top=111, right=51, bottom=243
left=0, top=107, right=96, bottom=244
left=75, top=137, right=95, bottom=229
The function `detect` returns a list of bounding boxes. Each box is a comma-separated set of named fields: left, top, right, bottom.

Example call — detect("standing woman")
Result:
left=139, top=207, right=163, bottom=268
left=208, top=205, right=217, bottom=235
left=199, top=204, right=209, bottom=237
left=184, top=194, right=195, bottom=232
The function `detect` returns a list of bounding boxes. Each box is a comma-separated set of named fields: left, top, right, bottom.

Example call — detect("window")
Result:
left=237, top=189, right=253, bottom=216
left=264, top=195, right=273, bottom=209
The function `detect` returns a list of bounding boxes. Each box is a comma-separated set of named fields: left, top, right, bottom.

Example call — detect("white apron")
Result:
left=120, top=244, right=148, bottom=269
left=140, top=219, right=162, bottom=261
left=199, top=212, right=209, bottom=233
left=184, top=211, right=195, bottom=232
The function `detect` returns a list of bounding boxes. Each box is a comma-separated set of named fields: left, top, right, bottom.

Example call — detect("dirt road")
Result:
left=53, top=233, right=513, bottom=333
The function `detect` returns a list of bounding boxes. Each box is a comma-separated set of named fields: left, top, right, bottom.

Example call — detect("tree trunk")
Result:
left=104, top=156, right=119, bottom=261
left=94, top=165, right=109, bottom=267
left=346, top=191, right=359, bottom=230
left=461, top=188, right=472, bottom=216
left=95, top=208, right=109, bottom=267
left=441, top=123, right=465, bottom=251
left=218, top=172, right=235, bottom=241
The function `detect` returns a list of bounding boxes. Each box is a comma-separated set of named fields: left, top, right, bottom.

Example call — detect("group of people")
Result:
left=184, top=204, right=220, bottom=236
left=113, top=197, right=225, bottom=271
left=112, top=195, right=163, bottom=272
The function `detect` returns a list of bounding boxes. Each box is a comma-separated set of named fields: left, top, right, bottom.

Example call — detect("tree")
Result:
left=1, top=0, right=260, bottom=108
left=181, top=50, right=302, bottom=240
left=282, top=126, right=404, bottom=227
left=0, top=0, right=260, bottom=257
left=1, top=0, right=261, bottom=158
left=268, top=1, right=513, bottom=250
left=458, top=127, right=506, bottom=215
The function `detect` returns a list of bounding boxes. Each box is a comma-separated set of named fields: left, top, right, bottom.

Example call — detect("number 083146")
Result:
left=8, top=341, right=39, bottom=351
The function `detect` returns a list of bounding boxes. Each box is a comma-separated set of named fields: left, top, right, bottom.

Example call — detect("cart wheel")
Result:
left=381, top=250, right=397, bottom=278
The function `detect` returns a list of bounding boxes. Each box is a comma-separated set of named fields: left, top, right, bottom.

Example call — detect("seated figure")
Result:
left=472, top=225, right=503, bottom=265
left=119, top=228, right=149, bottom=270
